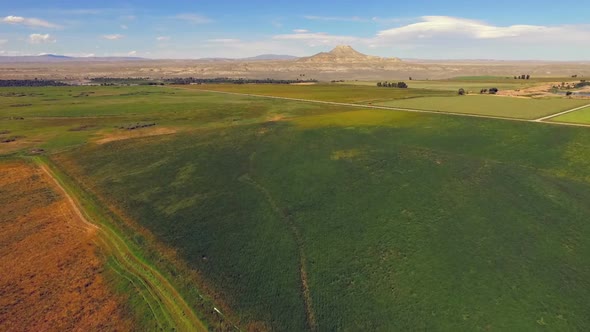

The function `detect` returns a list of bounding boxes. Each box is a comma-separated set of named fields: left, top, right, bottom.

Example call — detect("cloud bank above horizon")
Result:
left=0, top=1, right=588, bottom=61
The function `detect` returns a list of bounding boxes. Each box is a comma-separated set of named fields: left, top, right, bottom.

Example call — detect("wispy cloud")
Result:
left=376, top=16, right=573, bottom=40
left=28, top=33, right=56, bottom=44
left=293, top=29, right=309, bottom=33
left=101, top=34, right=124, bottom=40
left=1, top=15, right=61, bottom=29
left=58, top=9, right=103, bottom=15
left=273, top=31, right=358, bottom=46
left=304, top=15, right=366, bottom=22
left=156, top=36, right=170, bottom=41
left=206, top=38, right=240, bottom=43
left=175, top=14, right=212, bottom=24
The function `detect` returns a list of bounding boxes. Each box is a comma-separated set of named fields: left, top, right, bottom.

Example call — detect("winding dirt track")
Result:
left=184, top=87, right=590, bottom=128
left=35, top=158, right=209, bottom=332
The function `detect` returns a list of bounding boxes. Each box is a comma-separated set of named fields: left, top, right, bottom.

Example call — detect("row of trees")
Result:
left=0, top=79, right=69, bottom=87
left=376, top=81, right=408, bottom=88
left=165, top=77, right=318, bottom=85
left=458, top=88, right=499, bottom=95
left=514, top=75, right=531, bottom=80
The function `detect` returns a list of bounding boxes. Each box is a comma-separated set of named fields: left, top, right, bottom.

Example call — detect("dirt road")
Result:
left=185, top=87, right=590, bottom=128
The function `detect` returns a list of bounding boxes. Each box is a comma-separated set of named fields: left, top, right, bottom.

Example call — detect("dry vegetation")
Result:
left=0, top=161, right=134, bottom=332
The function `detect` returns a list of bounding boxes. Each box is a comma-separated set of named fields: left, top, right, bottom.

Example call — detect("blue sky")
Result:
left=1, top=0, right=589, bottom=60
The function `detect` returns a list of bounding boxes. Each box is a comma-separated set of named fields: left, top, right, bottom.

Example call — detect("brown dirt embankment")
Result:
left=0, top=161, right=134, bottom=331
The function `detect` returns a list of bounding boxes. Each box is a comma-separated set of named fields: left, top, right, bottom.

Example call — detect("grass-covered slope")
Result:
left=55, top=109, right=590, bottom=331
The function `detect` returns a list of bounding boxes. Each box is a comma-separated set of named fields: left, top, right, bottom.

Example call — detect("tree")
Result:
left=377, top=82, right=382, bottom=87
left=566, top=91, right=573, bottom=96
left=397, top=82, right=408, bottom=88
left=526, top=75, right=530, bottom=80
left=458, top=88, right=466, bottom=95
left=489, top=88, right=499, bottom=94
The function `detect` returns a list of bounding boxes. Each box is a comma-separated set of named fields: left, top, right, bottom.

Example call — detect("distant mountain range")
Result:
left=0, top=53, right=299, bottom=63
left=0, top=54, right=146, bottom=63
left=0, top=47, right=401, bottom=64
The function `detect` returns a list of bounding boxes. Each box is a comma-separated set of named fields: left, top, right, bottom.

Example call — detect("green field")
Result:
left=181, top=83, right=453, bottom=103
left=376, top=95, right=589, bottom=119
left=4, top=84, right=590, bottom=330
left=338, top=79, right=534, bottom=92
left=550, top=106, right=590, bottom=124
left=184, top=83, right=589, bottom=121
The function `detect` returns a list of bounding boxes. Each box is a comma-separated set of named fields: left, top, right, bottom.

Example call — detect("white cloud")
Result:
left=273, top=31, right=358, bottom=47
left=206, top=38, right=240, bottom=43
left=120, top=24, right=128, bottom=30
left=377, top=16, right=571, bottom=40
left=156, top=36, right=170, bottom=41
left=293, top=29, right=309, bottom=33
left=175, top=13, right=212, bottom=24
left=1, top=15, right=60, bottom=28
left=102, top=34, right=124, bottom=40
left=128, top=50, right=137, bottom=56
left=304, top=15, right=366, bottom=22
left=28, top=34, right=56, bottom=44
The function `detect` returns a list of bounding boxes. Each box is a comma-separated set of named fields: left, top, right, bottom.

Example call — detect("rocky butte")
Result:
left=297, top=45, right=401, bottom=64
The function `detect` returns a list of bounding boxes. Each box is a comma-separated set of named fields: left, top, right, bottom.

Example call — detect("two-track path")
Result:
left=183, top=87, right=590, bottom=128
left=35, top=158, right=210, bottom=332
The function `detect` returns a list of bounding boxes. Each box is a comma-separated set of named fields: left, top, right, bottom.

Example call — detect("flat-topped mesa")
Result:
left=297, top=45, right=401, bottom=64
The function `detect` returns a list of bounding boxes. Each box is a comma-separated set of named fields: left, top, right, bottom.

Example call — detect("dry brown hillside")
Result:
left=0, top=161, right=134, bottom=332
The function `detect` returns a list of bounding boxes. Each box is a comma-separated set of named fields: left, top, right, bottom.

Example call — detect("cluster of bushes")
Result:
left=117, top=122, right=156, bottom=130
left=0, top=79, right=69, bottom=87
left=479, top=88, right=499, bottom=94
left=514, top=75, right=531, bottom=80
left=376, top=81, right=408, bottom=88
left=166, top=77, right=317, bottom=85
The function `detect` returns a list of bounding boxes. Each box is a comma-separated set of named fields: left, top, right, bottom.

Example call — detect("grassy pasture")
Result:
left=4, top=84, right=590, bottom=330
left=180, top=83, right=453, bottom=103
left=54, top=97, right=590, bottom=331
left=550, top=106, right=590, bottom=124
left=0, top=86, right=359, bottom=155
left=338, top=79, right=533, bottom=91
left=375, top=95, right=589, bottom=119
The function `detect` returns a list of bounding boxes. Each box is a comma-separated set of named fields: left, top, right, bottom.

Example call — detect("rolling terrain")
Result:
left=3, top=82, right=590, bottom=330
left=1, top=46, right=590, bottom=81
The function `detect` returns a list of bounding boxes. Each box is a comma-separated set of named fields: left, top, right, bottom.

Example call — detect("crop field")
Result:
left=375, top=95, right=589, bottom=119
left=4, top=83, right=590, bottom=331
left=184, top=83, right=589, bottom=121
left=180, top=83, right=453, bottom=103
left=338, top=79, right=533, bottom=91
left=550, top=106, right=590, bottom=124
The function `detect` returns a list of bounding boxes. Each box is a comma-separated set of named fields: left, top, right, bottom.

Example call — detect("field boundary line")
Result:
left=181, top=87, right=590, bottom=128
left=33, top=157, right=211, bottom=332
left=533, top=104, right=590, bottom=122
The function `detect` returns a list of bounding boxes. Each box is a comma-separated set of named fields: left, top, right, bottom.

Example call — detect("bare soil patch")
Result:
left=0, top=161, right=134, bottom=332
left=498, top=81, right=590, bottom=99
left=95, top=127, right=177, bottom=145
